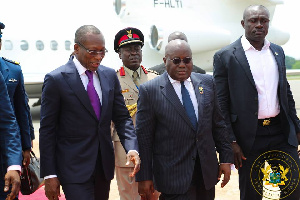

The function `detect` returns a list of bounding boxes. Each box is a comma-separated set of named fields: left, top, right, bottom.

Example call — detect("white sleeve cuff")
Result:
left=44, top=175, right=57, bottom=180
left=128, top=150, right=139, bottom=155
left=7, top=165, right=21, bottom=172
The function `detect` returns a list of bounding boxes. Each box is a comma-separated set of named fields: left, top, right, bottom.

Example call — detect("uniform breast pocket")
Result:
left=123, top=92, right=136, bottom=105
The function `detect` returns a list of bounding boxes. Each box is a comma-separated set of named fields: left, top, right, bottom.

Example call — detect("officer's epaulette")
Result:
left=119, top=66, right=125, bottom=76
left=140, top=65, right=148, bottom=74
left=2, top=57, right=20, bottom=65
left=142, top=66, right=159, bottom=75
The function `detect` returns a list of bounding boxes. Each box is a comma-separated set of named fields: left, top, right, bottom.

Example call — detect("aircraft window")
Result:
left=20, top=40, right=29, bottom=51
left=114, top=0, right=121, bottom=15
left=36, top=40, right=44, bottom=51
left=51, top=40, right=58, bottom=50
left=4, top=40, right=13, bottom=50
left=65, top=40, right=72, bottom=50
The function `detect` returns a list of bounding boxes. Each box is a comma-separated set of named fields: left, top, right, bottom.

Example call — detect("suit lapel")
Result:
left=191, top=73, right=203, bottom=132
left=269, top=44, right=284, bottom=98
left=62, top=60, right=98, bottom=120
left=160, top=73, right=195, bottom=130
left=233, top=40, right=256, bottom=89
left=97, top=66, right=109, bottom=122
left=0, top=59, right=9, bottom=81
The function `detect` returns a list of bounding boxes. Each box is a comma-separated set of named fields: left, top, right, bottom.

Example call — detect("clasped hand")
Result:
left=126, top=151, right=141, bottom=177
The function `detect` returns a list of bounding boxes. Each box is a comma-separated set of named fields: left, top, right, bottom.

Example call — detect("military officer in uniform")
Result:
left=0, top=22, right=34, bottom=198
left=112, top=27, right=159, bottom=200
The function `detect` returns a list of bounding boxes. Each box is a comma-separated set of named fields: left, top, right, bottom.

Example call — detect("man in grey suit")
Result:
left=136, top=39, right=233, bottom=199
left=213, top=5, right=300, bottom=200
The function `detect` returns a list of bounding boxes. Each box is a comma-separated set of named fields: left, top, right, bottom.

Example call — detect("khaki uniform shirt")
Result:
left=112, top=65, right=158, bottom=167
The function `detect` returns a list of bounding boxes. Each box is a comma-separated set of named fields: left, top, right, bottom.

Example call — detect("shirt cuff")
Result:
left=44, top=175, right=57, bottom=180
left=7, top=165, right=21, bottom=172
left=128, top=150, right=139, bottom=155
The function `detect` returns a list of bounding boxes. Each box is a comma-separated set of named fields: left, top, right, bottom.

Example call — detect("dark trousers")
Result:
left=239, top=123, right=300, bottom=200
left=159, top=156, right=215, bottom=200
left=62, top=152, right=111, bottom=200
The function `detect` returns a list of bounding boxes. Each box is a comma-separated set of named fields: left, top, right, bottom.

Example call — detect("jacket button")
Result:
left=255, top=112, right=258, bottom=116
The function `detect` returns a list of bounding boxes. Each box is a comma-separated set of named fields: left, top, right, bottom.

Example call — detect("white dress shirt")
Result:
left=241, top=35, right=280, bottom=119
left=73, top=57, right=102, bottom=104
left=168, top=75, right=199, bottom=121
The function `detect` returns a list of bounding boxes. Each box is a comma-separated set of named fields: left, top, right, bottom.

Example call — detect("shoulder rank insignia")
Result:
left=2, top=57, right=20, bottom=65
left=141, top=65, right=148, bottom=74
left=119, top=66, right=125, bottom=76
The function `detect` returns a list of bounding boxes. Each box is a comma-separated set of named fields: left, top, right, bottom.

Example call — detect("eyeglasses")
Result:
left=168, top=57, right=192, bottom=65
left=77, top=42, right=108, bottom=56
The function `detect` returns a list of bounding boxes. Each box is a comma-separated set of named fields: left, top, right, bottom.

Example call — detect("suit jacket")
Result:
left=39, top=59, right=138, bottom=184
left=135, top=72, right=233, bottom=194
left=112, top=66, right=158, bottom=167
left=213, top=37, right=300, bottom=155
left=0, top=57, right=32, bottom=150
left=0, top=71, right=22, bottom=168
left=150, top=63, right=206, bottom=75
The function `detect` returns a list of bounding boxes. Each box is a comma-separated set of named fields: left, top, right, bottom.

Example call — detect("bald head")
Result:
left=243, top=5, right=269, bottom=20
left=167, top=31, right=188, bottom=43
left=164, top=39, right=192, bottom=82
left=165, top=39, right=191, bottom=57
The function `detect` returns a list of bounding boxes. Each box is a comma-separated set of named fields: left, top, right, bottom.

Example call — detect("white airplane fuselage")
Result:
left=0, top=0, right=289, bottom=98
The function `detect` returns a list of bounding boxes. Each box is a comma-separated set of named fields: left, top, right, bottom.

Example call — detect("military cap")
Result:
left=0, top=22, right=5, bottom=38
left=114, top=27, right=144, bottom=53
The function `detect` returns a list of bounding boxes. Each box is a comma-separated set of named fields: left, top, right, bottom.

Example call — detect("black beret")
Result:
left=114, top=27, right=144, bottom=53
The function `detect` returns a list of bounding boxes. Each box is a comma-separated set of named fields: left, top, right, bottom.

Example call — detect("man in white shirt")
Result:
left=213, top=5, right=300, bottom=200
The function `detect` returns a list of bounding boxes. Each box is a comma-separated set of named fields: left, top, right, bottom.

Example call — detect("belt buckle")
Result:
left=263, top=119, right=271, bottom=126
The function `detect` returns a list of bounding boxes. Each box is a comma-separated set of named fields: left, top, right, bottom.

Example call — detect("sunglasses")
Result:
left=168, top=57, right=192, bottom=65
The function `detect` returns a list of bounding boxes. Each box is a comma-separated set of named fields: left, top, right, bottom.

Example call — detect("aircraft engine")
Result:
left=149, top=24, right=231, bottom=54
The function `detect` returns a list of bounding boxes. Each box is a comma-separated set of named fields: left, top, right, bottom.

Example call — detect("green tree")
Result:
left=292, top=60, right=300, bottom=69
left=285, top=56, right=296, bottom=69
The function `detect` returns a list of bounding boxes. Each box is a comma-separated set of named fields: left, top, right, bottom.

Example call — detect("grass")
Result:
left=287, top=75, right=300, bottom=80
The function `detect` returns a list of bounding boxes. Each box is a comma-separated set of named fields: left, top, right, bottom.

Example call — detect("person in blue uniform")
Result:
left=0, top=22, right=33, bottom=198
left=0, top=69, right=23, bottom=200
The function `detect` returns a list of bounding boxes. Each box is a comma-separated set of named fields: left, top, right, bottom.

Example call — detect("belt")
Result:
left=258, top=114, right=281, bottom=126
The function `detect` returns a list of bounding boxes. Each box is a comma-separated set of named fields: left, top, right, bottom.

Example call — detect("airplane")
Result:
left=0, top=0, right=289, bottom=100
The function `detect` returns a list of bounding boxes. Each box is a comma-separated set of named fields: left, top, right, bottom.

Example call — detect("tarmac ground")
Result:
left=29, top=79, right=300, bottom=200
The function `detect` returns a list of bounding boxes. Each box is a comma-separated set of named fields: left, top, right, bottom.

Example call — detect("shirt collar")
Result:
left=168, top=74, right=192, bottom=84
left=241, top=35, right=270, bottom=51
left=73, top=56, right=88, bottom=75
left=124, top=66, right=141, bottom=77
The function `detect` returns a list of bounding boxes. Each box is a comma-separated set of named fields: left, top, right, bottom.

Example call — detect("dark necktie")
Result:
left=181, top=81, right=197, bottom=130
left=85, top=70, right=101, bottom=120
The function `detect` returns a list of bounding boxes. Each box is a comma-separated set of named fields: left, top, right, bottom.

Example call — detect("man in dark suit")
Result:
left=149, top=31, right=206, bottom=75
left=0, top=71, right=22, bottom=200
left=136, top=39, right=233, bottom=200
left=39, top=25, right=140, bottom=200
left=213, top=5, right=300, bottom=200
